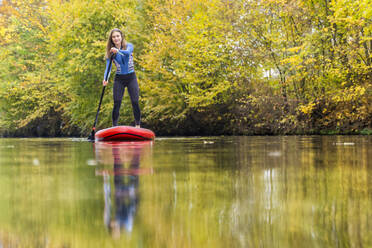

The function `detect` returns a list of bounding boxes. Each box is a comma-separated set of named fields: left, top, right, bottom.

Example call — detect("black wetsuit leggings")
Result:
left=112, top=72, right=141, bottom=126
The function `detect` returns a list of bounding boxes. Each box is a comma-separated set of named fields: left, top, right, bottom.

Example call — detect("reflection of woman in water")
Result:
left=96, top=142, right=152, bottom=238
left=111, top=145, right=140, bottom=233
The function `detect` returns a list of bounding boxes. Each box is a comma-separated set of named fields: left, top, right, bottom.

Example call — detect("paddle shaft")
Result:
left=90, top=55, right=114, bottom=137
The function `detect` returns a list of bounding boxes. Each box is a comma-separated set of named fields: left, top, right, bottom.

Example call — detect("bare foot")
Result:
left=135, top=125, right=140, bottom=128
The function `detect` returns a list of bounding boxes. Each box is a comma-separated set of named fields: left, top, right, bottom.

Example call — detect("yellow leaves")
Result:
left=331, top=85, right=367, bottom=103
left=286, top=46, right=303, bottom=53
left=281, top=56, right=301, bottom=66
left=330, top=0, right=372, bottom=32
left=140, top=0, right=235, bottom=113
left=1, top=0, right=48, bottom=35
left=0, top=26, right=6, bottom=39
left=0, top=0, right=370, bottom=134
left=299, top=102, right=316, bottom=115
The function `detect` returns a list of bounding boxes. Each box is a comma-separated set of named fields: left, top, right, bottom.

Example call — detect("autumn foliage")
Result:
left=0, top=0, right=371, bottom=136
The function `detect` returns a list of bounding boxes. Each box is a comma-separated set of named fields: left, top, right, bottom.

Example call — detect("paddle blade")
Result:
left=88, top=129, right=95, bottom=142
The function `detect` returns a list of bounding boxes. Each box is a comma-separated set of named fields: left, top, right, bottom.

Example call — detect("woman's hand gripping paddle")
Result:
left=88, top=55, right=114, bottom=141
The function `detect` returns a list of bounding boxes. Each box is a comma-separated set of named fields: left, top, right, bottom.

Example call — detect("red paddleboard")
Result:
left=95, top=126, right=155, bottom=141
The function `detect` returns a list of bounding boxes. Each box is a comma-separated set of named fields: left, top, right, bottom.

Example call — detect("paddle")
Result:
left=88, top=54, right=114, bottom=141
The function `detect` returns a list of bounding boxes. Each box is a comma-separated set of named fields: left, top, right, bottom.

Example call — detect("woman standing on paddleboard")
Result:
left=103, top=28, right=141, bottom=128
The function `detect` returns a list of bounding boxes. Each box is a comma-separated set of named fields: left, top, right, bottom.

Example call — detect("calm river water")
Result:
left=0, top=136, right=371, bottom=247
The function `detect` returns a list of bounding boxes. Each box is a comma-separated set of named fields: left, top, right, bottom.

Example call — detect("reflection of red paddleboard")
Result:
left=95, top=168, right=154, bottom=176
left=95, top=126, right=155, bottom=141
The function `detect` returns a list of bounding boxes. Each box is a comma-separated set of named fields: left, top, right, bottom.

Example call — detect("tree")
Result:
left=0, top=0, right=69, bottom=136
left=47, top=0, right=141, bottom=132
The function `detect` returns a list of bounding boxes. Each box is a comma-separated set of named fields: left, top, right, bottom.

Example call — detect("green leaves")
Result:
left=0, top=0, right=370, bottom=136
left=140, top=0, right=240, bottom=127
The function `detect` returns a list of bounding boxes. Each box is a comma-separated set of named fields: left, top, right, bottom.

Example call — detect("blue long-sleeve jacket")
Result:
left=104, top=43, right=134, bottom=80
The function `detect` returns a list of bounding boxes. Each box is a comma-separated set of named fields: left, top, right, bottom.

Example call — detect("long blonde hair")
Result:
left=105, top=28, right=127, bottom=59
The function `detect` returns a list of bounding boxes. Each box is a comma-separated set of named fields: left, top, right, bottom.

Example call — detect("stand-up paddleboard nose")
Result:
left=95, top=126, right=155, bottom=142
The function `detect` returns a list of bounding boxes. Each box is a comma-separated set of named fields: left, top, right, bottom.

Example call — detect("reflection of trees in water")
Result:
left=95, top=142, right=152, bottom=238
left=92, top=137, right=370, bottom=246
left=229, top=136, right=370, bottom=247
